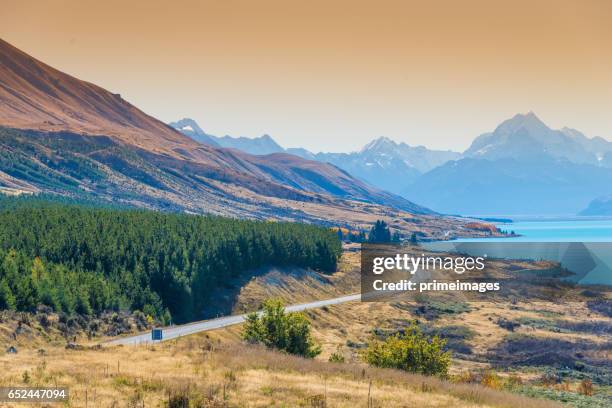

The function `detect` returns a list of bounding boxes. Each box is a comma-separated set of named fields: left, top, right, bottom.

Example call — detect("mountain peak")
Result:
left=168, top=118, right=220, bottom=147
left=169, top=118, right=205, bottom=135
left=495, top=111, right=549, bottom=135
left=361, top=136, right=397, bottom=152
left=464, top=111, right=608, bottom=166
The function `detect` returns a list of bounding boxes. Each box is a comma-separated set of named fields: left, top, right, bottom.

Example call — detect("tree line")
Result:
left=0, top=195, right=341, bottom=323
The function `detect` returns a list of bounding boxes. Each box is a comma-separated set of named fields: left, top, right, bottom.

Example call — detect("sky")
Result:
left=1, top=0, right=611, bottom=153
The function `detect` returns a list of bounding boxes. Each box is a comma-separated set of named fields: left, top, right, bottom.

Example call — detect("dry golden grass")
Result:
left=220, top=250, right=610, bottom=379
left=229, top=250, right=361, bottom=315
left=0, top=334, right=562, bottom=408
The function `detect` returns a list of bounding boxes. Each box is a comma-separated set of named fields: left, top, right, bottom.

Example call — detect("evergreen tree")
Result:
left=0, top=195, right=342, bottom=322
left=0, top=279, right=16, bottom=310
left=368, top=220, right=392, bottom=243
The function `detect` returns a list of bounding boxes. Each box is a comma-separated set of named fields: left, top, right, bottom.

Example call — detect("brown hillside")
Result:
left=0, top=37, right=433, bottom=215
left=0, top=38, right=196, bottom=154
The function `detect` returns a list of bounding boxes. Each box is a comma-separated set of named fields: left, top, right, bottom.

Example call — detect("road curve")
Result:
left=105, top=294, right=360, bottom=346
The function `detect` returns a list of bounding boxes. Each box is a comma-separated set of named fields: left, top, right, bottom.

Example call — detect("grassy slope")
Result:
left=207, top=249, right=611, bottom=406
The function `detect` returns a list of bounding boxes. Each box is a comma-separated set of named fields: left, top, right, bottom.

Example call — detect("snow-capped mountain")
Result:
left=171, top=114, right=612, bottom=216
left=403, top=113, right=612, bottom=215
left=306, top=138, right=460, bottom=195
left=168, top=118, right=220, bottom=147
left=356, top=137, right=461, bottom=173
left=464, top=112, right=612, bottom=165
left=171, top=118, right=461, bottom=196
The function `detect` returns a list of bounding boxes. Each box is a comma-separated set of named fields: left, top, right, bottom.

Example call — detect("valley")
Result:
left=0, top=17, right=610, bottom=408
left=0, top=37, right=503, bottom=241
left=170, top=114, right=612, bottom=217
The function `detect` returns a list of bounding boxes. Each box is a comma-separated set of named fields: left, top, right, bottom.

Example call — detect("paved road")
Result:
left=105, top=294, right=360, bottom=346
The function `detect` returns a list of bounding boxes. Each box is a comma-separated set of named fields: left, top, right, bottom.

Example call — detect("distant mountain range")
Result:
left=0, top=38, right=434, bottom=229
left=302, top=138, right=460, bottom=196
left=464, top=112, right=612, bottom=165
left=172, top=113, right=612, bottom=216
left=169, top=118, right=286, bottom=155
left=406, top=113, right=612, bottom=215
left=3, top=35, right=609, bottom=220
left=169, top=119, right=460, bottom=195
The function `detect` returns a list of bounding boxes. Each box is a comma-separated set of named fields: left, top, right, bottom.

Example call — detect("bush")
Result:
left=412, top=298, right=471, bottom=320
left=328, top=346, right=345, bottom=363
left=363, top=322, right=451, bottom=376
left=242, top=298, right=321, bottom=358
left=505, top=373, right=523, bottom=388
left=481, top=371, right=502, bottom=389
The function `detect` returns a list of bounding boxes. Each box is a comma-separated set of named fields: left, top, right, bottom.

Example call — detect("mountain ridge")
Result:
left=170, top=118, right=461, bottom=195
left=0, top=38, right=438, bottom=232
left=405, top=114, right=612, bottom=215
left=0, top=38, right=198, bottom=156
left=170, top=113, right=612, bottom=216
left=464, top=112, right=612, bottom=165
left=169, top=118, right=285, bottom=155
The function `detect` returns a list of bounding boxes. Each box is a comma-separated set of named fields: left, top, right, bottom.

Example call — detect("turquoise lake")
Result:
left=424, top=218, right=612, bottom=284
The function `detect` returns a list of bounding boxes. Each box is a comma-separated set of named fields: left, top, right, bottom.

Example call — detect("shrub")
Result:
left=242, top=298, right=321, bottom=358
left=363, top=322, right=451, bottom=376
left=455, top=370, right=477, bottom=384
left=497, top=318, right=521, bottom=332
left=328, top=346, right=345, bottom=363
left=481, top=371, right=502, bottom=389
left=412, top=299, right=471, bottom=320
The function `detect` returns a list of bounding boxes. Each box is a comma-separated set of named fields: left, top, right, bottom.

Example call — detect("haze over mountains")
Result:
left=0, top=38, right=435, bottom=230
left=411, top=113, right=612, bottom=215
left=172, top=113, right=612, bottom=216
left=463, top=112, right=612, bottom=165
left=170, top=119, right=460, bottom=195
left=2, top=35, right=611, bottom=220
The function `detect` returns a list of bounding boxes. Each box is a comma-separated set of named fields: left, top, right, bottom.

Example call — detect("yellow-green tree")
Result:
left=242, top=298, right=321, bottom=358
left=363, top=322, right=451, bottom=376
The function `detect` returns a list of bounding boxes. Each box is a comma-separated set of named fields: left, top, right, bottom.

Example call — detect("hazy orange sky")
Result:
left=1, top=0, right=611, bottom=152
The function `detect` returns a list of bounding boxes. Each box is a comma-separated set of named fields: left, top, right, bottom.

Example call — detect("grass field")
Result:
left=1, top=333, right=565, bottom=408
